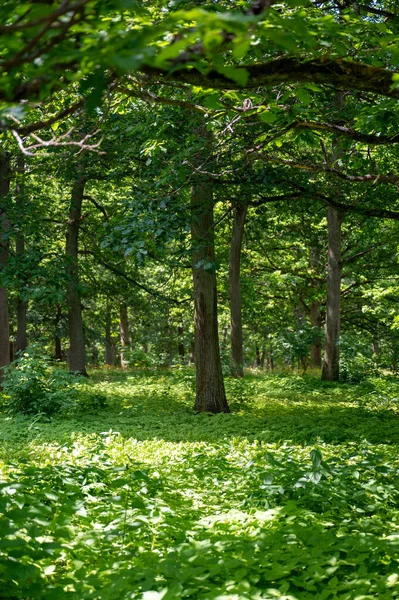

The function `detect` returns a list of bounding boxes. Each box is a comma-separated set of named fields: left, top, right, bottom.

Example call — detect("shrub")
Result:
left=2, top=348, right=78, bottom=415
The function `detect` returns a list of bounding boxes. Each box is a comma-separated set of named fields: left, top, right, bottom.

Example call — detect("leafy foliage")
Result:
left=1, top=369, right=399, bottom=599
left=1, top=348, right=79, bottom=416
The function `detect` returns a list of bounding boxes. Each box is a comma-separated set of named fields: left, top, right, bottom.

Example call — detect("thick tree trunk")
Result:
left=15, top=155, right=27, bottom=354
left=66, top=173, right=88, bottom=375
left=55, top=304, right=63, bottom=361
left=322, top=207, right=342, bottom=381
left=0, top=152, right=11, bottom=380
left=229, top=203, right=247, bottom=378
left=191, top=178, right=229, bottom=413
left=105, top=301, right=115, bottom=366
left=119, top=302, right=130, bottom=368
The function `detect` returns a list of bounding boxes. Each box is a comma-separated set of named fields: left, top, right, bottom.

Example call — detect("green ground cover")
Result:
left=1, top=369, right=399, bottom=600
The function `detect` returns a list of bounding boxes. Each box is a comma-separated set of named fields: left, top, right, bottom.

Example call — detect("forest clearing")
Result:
left=2, top=0, right=399, bottom=598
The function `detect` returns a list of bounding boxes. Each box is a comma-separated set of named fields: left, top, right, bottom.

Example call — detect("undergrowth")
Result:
left=0, top=368, right=399, bottom=600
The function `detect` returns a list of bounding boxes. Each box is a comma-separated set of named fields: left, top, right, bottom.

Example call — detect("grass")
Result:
left=1, top=368, right=399, bottom=600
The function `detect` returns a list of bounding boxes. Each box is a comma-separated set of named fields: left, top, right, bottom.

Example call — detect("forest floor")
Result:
left=1, top=368, right=399, bottom=600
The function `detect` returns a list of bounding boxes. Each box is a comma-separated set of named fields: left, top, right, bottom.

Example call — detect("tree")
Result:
left=0, top=151, right=10, bottom=379
left=191, top=122, right=229, bottom=412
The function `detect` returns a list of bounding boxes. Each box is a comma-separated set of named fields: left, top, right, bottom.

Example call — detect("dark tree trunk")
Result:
left=266, top=346, right=274, bottom=371
left=372, top=337, right=380, bottom=357
left=105, top=301, right=115, bottom=366
left=66, top=172, right=88, bottom=376
left=177, top=325, right=185, bottom=362
left=119, top=302, right=130, bottom=368
left=15, top=155, right=27, bottom=354
left=229, top=203, right=247, bottom=378
left=191, top=178, right=229, bottom=413
left=0, top=152, right=11, bottom=381
left=255, top=342, right=261, bottom=367
left=260, top=344, right=266, bottom=369
left=322, top=207, right=343, bottom=381
left=55, top=304, right=63, bottom=361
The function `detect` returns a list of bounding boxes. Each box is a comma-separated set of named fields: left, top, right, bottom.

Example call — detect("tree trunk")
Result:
left=15, top=155, right=27, bottom=354
left=55, top=304, right=63, bottom=361
left=266, top=346, right=274, bottom=371
left=0, top=152, right=11, bottom=381
left=260, top=344, right=266, bottom=369
left=229, top=203, right=247, bottom=378
left=177, top=325, right=185, bottom=362
left=255, top=342, right=261, bottom=367
left=119, top=302, right=130, bottom=368
left=66, top=172, right=88, bottom=375
left=191, top=178, right=229, bottom=413
left=322, top=206, right=343, bottom=381
left=105, top=301, right=115, bottom=366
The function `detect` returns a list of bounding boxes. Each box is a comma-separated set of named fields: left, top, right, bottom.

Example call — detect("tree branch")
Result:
left=142, top=57, right=399, bottom=99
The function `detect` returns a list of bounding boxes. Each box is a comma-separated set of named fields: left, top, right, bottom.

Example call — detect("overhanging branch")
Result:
left=142, top=58, right=399, bottom=99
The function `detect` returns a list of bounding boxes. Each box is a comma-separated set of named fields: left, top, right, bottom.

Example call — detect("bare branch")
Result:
left=11, top=123, right=104, bottom=156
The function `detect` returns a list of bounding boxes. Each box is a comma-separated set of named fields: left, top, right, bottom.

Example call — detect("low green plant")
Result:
left=2, top=348, right=78, bottom=415
left=1, top=368, right=399, bottom=599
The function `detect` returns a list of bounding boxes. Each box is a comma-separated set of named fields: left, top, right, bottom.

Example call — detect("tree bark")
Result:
left=66, top=172, right=88, bottom=375
left=191, top=177, right=229, bottom=413
left=0, top=151, right=11, bottom=381
left=321, top=206, right=343, bottom=381
left=229, top=203, right=247, bottom=378
left=15, top=154, right=27, bottom=354
left=119, top=302, right=130, bottom=368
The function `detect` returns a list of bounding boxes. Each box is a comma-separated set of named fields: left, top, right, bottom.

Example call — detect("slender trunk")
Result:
left=66, top=172, right=88, bottom=375
left=91, top=344, right=99, bottom=365
left=322, top=207, right=343, bottom=381
left=55, top=304, right=63, bottom=361
left=191, top=178, right=229, bottom=413
left=119, top=302, right=129, bottom=368
left=0, top=152, right=11, bottom=380
left=255, top=342, right=261, bottom=367
left=15, top=155, right=27, bottom=354
left=229, top=203, right=247, bottom=378
left=260, top=344, right=266, bottom=369
left=266, top=346, right=274, bottom=371
left=177, top=326, right=185, bottom=362
left=372, top=338, right=380, bottom=357
left=105, top=301, right=115, bottom=366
